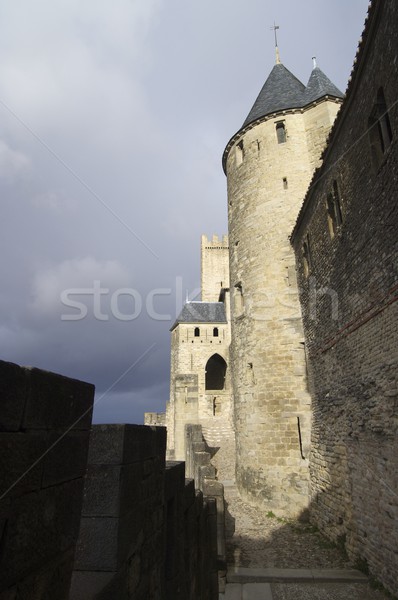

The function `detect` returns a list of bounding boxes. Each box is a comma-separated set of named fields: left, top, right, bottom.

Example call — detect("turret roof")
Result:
left=223, top=61, right=344, bottom=172
left=242, top=63, right=343, bottom=129
left=304, top=66, right=344, bottom=104
left=170, top=302, right=227, bottom=331
left=242, top=63, right=305, bottom=127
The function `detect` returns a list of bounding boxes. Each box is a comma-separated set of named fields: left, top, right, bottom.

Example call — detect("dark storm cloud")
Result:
left=0, top=0, right=369, bottom=423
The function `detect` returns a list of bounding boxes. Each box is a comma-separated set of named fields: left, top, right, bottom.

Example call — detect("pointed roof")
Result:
left=242, top=63, right=306, bottom=128
left=304, top=66, right=344, bottom=104
left=223, top=61, right=344, bottom=172
left=170, top=302, right=227, bottom=331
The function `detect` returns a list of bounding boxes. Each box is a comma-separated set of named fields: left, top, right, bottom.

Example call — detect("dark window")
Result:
left=283, top=177, right=288, bottom=189
left=205, top=354, right=227, bottom=390
left=194, top=327, right=200, bottom=337
left=302, top=234, right=312, bottom=278
left=276, top=121, right=286, bottom=144
left=213, top=327, right=219, bottom=337
left=368, top=87, right=393, bottom=170
left=234, top=282, right=244, bottom=316
left=326, top=180, right=343, bottom=238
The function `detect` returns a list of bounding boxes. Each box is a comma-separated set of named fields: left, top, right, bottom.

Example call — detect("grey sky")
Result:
left=0, top=0, right=369, bottom=423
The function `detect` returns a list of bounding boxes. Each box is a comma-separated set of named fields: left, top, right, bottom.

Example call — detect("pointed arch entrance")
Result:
left=205, top=354, right=227, bottom=390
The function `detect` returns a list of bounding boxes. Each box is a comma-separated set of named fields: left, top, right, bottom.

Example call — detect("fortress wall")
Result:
left=292, top=0, right=398, bottom=593
left=225, top=105, right=338, bottom=515
left=71, top=424, right=219, bottom=600
left=0, top=360, right=94, bottom=600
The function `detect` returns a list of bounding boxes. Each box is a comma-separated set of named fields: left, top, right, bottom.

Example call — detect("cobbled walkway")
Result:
left=219, top=484, right=390, bottom=599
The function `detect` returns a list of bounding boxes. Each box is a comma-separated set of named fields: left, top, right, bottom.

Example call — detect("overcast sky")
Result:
left=0, top=0, right=369, bottom=424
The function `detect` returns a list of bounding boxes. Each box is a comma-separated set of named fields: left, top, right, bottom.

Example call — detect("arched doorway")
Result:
left=205, top=354, right=227, bottom=390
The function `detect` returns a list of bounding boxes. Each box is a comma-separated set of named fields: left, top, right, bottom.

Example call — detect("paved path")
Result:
left=218, top=483, right=390, bottom=599
left=220, top=568, right=388, bottom=599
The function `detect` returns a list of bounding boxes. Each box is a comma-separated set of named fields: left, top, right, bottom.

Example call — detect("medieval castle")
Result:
left=0, top=0, right=396, bottom=598
left=159, top=0, right=398, bottom=594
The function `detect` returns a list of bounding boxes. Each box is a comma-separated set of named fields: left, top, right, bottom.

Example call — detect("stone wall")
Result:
left=0, top=360, right=94, bottom=600
left=144, top=412, right=166, bottom=426
left=291, top=0, right=398, bottom=594
left=185, top=424, right=227, bottom=592
left=225, top=98, right=340, bottom=516
left=71, top=424, right=219, bottom=600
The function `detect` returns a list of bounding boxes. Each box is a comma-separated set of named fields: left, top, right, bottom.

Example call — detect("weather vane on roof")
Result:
left=270, top=22, right=281, bottom=64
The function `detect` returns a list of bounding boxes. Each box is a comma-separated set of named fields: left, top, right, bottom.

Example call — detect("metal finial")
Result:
left=312, top=56, right=317, bottom=69
left=270, top=22, right=281, bottom=64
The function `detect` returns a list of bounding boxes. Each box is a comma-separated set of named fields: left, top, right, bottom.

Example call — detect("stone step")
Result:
left=220, top=582, right=273, bottom=600
left=226, top=567, right=368, bottom=584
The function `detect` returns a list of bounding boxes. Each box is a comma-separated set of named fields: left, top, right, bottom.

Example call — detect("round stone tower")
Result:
left=223, top=56, right=343, bottom=516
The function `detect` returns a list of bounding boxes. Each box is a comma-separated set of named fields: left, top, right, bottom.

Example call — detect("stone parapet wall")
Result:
left=185, top=424, right=227, bottom=592
left=71, top=424, right=219, bottom=600
left=0, top=360, right=94, bottom=600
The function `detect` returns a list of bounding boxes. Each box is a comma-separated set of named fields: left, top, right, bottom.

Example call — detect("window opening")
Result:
left=205, top=354, right=227, bottom=390
left=368, top=87, right=393, bottom=170
left=236, top=140, right=244, bottom=165
left=234, top=282, right=244, bottom=316
left=326, top=180, right=343, bottom=238
left=276, top=121, right=287, bottom=144
left=302, top=234, right=312, bottom=278
left=213, top=327, right=219, bottom=337
left=194, top=327, right=200, bottom=337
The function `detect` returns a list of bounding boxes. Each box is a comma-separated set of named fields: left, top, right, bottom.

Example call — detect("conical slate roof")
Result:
left=242, top=63, right=343, bottom=129
left=242, top=63, right=305, bottom=127
left=304, top=66, right=344, bottom=104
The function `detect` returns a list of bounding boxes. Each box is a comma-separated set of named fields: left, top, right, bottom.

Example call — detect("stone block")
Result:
left=165, top=461, right=185, bottom=500
left=88, top=424, right=164, bottom=466
left=74, top=510, right=141, bottom=572
left=0, top=433, right=45, bottom=498
left=184, top=478, right=195, bottom=510
left=22, top=368, right=94, bottom=431
left=0, top=479, right=84, bottom=590
left=81, top=463, right=141, bottom=517
left=0, top=361, right=28, bottom=432
left=69, top=571, right=115, bottom=600
left=42, top=431, right=90, bottom=488
left=202, top=479, right=224, bottom=497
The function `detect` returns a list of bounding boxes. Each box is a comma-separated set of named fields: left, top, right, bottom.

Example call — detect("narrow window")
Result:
left=205, top=354, right=227, bottom=390
left=302, top=234, right=312, bottom=278
left=283, top=177, right=288, bottom=189
left=194, top=327, right=200, bottom=337
left=368, top=87, right=393, bottom=170
left=327, top=180, right=343, bottom=238
left=213, top=327, right=219, bottom=337
left=276, top=121, right=286, bottom=144
left=234, top=282, right=244, bottom=316
left=236, top=140, right=244, bottom=165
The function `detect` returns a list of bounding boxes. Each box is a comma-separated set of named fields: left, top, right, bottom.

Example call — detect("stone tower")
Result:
left=223, top=56, right=343, bottom=515
left=166, top=235, right=232, bottom=462
left=201, top=234, right=230, bottom=303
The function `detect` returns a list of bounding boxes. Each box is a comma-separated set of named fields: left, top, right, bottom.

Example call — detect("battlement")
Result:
left=201, top=233, right=229, bottom=248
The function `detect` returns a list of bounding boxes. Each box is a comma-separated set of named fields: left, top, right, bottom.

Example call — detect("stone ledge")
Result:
left=227, top=567, right=368, bottom=584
